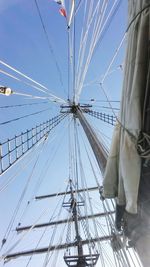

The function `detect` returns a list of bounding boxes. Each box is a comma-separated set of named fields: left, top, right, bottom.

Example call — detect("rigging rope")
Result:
left=67, top=29, right=70, bottom=100
left=2, top=206, right=57, bottom=261
left=75, top=126, right=104, bottom=264
left=73, top=118, right=79, bottom=191
left=0, top=101, right=49, bottom=109
left=0, top=138, right=45, bottom=193
left=73, top=7, right=76, bottom=102
left=0, top=61, right=65, bottom=103
left=42, top=182, right=71, bottom=267
left=75, top=0, right=103, bottom=102
left=75, top=0, right=122, bottom=103
left=75, top=0, right=88, bottom=93
left=34, top=0, right=64, bottom=88
left=0, top=60, right=49, bottom=93
left=81, top=99, right=120, bottom=103
left=92, top=0, right=123, bottom=58
left=0, top=69, right=50, bottom=95
left=97, top=3, right=150, bottom=119
left=74, top=0, right=124, bottom=104
left=74, top=0, right=83, bottom=17
left=13, top=91, right=64, bottom=103
left=100, top=33, right=126, bottom=84
left=0, top=108, right=51, bottom=126
left=0, top=114, right=67, bottom=175
left=78, top=127, right=129, bottom=266
left=1, top=138, right=47, bottom=246
left=33, top=119, right=73, bottom=200
left=91, top=105, right=119, bottom=111
left=25, top=185, right=67, bottom=267
left=16, top=124, right=68, bottom=229
left=86, top=109, right=116, bottom=126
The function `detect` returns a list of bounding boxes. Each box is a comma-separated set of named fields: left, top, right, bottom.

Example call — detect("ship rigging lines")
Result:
left=0, top=1, right=143, bottom=267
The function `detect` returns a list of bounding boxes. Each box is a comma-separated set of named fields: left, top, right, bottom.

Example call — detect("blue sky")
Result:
left=0, top=1, right=129, bottom=266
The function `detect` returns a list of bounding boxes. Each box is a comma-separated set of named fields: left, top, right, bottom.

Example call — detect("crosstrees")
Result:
left=16, top=212, right=115, bottom=232
left=35, top=186, right=98, bottom=200
left=4, top=236, right=113, bottom=261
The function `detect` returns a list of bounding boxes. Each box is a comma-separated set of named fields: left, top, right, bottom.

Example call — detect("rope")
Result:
left=13, top=91, right=65, bottom=104
left=67, top=29, right=70, bottom=100
left=0, top=62, right=66, bottom=103
left=75, top=0, right=122, bottom=103
left=78, top=127, right=130, bottom=265
left=0, top=114, right=67, bottom=176
left=17, top=120, right=69, bottom=229
left=97, top=4, right=150, bottom=137
left=75, top=125, right=105, bottom=266
left=137, top=132, right=150, bottom=159
left=93, top=0, right=123, bottom=58
left=42, top=182, right=71, bottom=267
left=80, top=99, right=120, bottom=103
left=126, top=4, right=150, bottom=33
left=73, top=8, right=76, bottom=102
left=30, top=116, right=73, bottom=198
left=100, top=33, right=126, bottom=84
left=34, top=0, right=63, bottom=88
left=1, top=139, right=47, bottom=246
left=0, top=138, right=45, bottom=193
left=92, top=105, right=119, bottom=111
left=2, top=205, right=55, bottom=261
left=0, top=60, right=49, bottom=93
left=74, top=0, right=88, bottom=94
left=87, top=109, right=116, bottom=126
left=0, top=101, right=49, bottom=109
left=0, top=69, right=49, bottom=95
left=0, top=108, right=51, bottom=126
left=67, top=25, right=74, bottom=99
left=76, top=0, right=108, bottom=102
left=75, top=0, right=99, bottom=95
left=74, top=0, right=83, bottom=17
left=25, top=185, right=67, bottom=267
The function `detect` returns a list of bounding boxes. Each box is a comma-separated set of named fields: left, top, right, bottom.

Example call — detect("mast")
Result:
left=2, top=104, right=140, bottom=266
left=0, top=0, right=144, bottom=266
left=63, top=179, right=99, bottom=267
left=76, top=107, right=107, bottom=175
left=3, top=178, right=104, bottom=265
left=61, top=104, right=108, bottom=175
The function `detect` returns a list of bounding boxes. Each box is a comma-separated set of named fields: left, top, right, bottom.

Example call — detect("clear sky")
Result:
left=0, top=1, right=130, bottom=266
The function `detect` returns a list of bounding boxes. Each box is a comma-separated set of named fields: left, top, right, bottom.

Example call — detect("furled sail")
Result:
left=103, top=0, right=150, bottom=266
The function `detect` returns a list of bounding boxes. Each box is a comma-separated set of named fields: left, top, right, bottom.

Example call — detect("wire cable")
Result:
left=0, top=108, right=51, bottom=126
left=0, top=61, right=66, bottom=103
left=0, top=60, right=49, bottom=93
left=1, top=139, right=47, bottom=246
left=0, top=101, right=49, bottom=109
left=0, top=69, right=49, bottom=95
left=25, top=184, right=68, bottom=267
left=34, top=0, right=64, bottom=88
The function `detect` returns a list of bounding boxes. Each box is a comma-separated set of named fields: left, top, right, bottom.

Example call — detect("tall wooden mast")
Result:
left=63, top=179, right=99, bottom=267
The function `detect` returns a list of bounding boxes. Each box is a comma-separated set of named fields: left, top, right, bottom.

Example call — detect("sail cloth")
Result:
left=103, top=0, right=150, bottom=214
